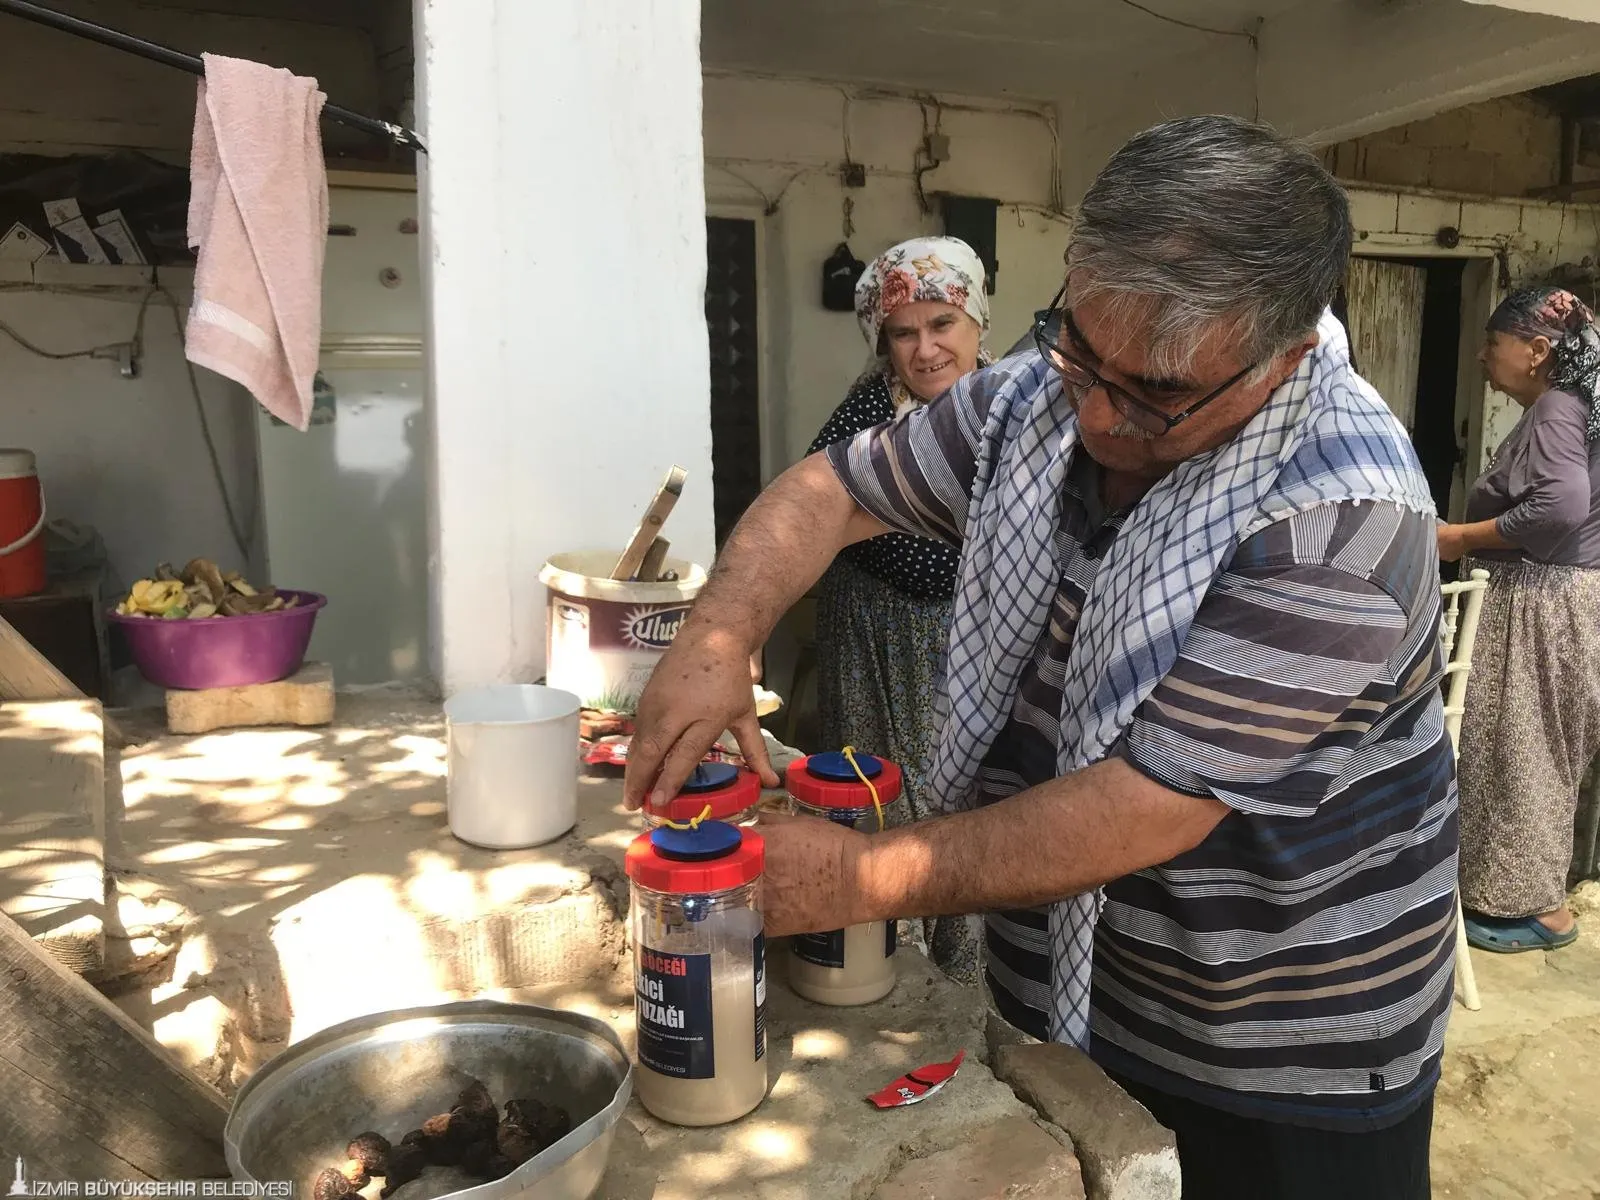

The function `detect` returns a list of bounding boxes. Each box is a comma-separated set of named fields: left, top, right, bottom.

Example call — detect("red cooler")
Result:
left=0, top=448, right=46, bottom=598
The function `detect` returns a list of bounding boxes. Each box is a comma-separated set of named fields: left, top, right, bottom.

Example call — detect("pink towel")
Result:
left=186, top=53, right=328, bottom=432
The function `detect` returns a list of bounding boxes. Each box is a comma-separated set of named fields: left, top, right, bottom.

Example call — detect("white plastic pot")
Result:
left=444, top=684, right=581, bottom=849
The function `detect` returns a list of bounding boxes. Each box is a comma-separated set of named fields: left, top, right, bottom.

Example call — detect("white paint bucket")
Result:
left=539, top=551, right=707, bottom=714
left=444, top=684, right=581, bottom=849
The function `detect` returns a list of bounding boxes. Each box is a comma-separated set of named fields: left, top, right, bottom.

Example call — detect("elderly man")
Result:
left=624, top=116, right=1453, bottom=1200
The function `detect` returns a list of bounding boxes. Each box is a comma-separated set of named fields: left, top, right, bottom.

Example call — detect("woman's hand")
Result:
left=623, top=628, right=779, bottom=810
left=1437, top=522, right=1468, bottom=564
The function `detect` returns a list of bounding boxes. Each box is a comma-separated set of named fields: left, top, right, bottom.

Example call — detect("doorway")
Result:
left=1336, top=255, right=1480, bottom=521
left=705, top=216, right=762, bottom=549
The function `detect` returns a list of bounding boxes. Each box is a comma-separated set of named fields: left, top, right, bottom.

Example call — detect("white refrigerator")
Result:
left=254, top=179, right=428, bottom=685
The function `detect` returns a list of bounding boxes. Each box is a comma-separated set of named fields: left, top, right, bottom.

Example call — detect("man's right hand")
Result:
left=623, top=629, right=779, bottom=810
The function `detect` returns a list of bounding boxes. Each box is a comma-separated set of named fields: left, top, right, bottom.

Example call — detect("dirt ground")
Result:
left=1432, top=881, right=1600, bottom=1199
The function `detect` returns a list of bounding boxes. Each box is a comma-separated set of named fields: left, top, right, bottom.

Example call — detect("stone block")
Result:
left=872, top=1116, right=1086, bottom=1200
left=1404, top=107, right=1472, bottom=151
left=1428, top=149, right=1496, bottom=196
left=165, top=662, right=335, bottom=734
left=1397, top=194, right=1463, bottom=237
left=997, top=1042, right=1180, bottom=1200
left=1346, top=188, right=1400, bottom=236
left=1363, top=143, right=1431, bottom=191
left=1519, top=203, right=1567, bottom=256
left=1459, top=201, right=1523, bottom=240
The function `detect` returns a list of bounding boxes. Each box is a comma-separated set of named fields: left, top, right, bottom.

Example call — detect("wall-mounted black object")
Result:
left=822, top=242, right=865, bottom=312
left=939, top=194, right=1000, bottom=295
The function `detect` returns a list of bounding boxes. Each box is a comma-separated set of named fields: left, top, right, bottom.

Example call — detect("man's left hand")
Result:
left=757, top=811, right=871, bottom=937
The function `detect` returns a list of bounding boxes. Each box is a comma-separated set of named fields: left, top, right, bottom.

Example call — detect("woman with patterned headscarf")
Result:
left=804, top=235, right=991, bottom=983
left=1439, top=285, right=1600, bottom=953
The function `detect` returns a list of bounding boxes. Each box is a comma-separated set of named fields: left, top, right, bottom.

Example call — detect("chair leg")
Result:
left=1454, top=893, right=1481, bottom=1011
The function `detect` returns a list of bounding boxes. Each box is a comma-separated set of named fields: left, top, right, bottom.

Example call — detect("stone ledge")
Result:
left=872, top=1115, right=1086, bottom=1200
left=166, top=662, right=336, bottom=734
left=995, top=1040, right=1179, bottom=1200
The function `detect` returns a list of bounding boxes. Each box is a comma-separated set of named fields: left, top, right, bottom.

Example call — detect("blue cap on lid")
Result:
left=806, top=750, right=884, bottom=782
left=649, top=820, right=743, bottom=862
left=681, top=762, right=740, bottom=793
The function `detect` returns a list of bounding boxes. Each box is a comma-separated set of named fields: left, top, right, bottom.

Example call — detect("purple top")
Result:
left=1465, top=388, right=1600, bottom=567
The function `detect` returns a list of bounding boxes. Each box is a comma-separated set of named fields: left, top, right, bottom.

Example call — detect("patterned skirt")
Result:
left=1457, top=557, right=1600, bottom=918
left=815, top=557, right=981, bottom=984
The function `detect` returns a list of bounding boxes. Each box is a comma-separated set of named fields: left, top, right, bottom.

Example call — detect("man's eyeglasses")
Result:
left=1031, top=284, right=1257, bottom=436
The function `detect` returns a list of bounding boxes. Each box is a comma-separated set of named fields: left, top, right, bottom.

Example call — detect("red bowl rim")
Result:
left=106, top=588, right=328, bottom=626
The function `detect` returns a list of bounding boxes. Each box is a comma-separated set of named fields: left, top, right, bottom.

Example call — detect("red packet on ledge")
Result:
left=867, top=1049, right=966, bottom=1109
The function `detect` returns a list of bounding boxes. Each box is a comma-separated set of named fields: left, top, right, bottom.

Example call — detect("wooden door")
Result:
left=705, top=217, right=762, bottom=548
left=1344, top=258, right=1427, bottom=431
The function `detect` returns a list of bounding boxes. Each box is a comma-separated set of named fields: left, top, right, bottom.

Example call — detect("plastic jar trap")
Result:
left=624, top=820, right=768, bottom=1127
left=641, top=762, right=762, bottom=830
left=784, top=750, right=904, bottom=1007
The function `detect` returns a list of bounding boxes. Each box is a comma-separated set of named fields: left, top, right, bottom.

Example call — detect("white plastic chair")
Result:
left=1440, top=568, right=1490, bottom=1011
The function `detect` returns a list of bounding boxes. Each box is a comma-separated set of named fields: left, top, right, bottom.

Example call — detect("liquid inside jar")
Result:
left=786, top=803, right=896, bottom=1007
left=632, top=885, right=768, bottom=1126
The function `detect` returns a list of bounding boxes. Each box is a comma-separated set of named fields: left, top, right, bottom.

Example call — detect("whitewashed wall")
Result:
left=703, top=74, right=1072, bottom=472
left=1, top=279, right=263, bottom=589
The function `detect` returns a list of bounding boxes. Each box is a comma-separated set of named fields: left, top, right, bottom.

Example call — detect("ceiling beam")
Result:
left=1258, top=0, right=1600, bottom=145
left=1461, top=0, right=1600, bottom=23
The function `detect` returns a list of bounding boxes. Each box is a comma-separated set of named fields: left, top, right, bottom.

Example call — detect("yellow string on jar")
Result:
left=660, top=803, right=715, bottom=831
left=841, top=746, right=884, bottom=832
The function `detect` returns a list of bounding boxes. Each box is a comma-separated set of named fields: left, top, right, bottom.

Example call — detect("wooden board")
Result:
left=0, top=908, right=229, bottom=1180
left=1345, top=257, right=1427, bottom=432
left=0, top=614, right=81, bottom=703
left=0, top=700, right=106, bottom=973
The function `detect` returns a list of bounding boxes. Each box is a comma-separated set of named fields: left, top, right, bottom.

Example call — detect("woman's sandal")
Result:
left=1464, top=914, right=1579, bottom=953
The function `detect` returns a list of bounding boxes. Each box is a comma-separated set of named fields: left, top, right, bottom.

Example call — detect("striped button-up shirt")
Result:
left=825, top=366, right=1456, bottom=1131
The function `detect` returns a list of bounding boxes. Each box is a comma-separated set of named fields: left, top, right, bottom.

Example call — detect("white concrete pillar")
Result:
left=414, top=0, right=716, bottom=694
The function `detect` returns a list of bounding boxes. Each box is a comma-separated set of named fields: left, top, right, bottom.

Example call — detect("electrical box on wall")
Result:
left=939, top=195, right=999, bottom=295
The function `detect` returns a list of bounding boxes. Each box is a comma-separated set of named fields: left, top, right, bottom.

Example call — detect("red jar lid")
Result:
left=785, top=752, right=903, bottom=810
left=625, top=822, right=765, bottom=893
left=642, top=762, right=762, bottom=822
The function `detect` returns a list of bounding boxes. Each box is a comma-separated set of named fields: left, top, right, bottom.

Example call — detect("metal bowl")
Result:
left=225, top=1001, right=632, bottom=1200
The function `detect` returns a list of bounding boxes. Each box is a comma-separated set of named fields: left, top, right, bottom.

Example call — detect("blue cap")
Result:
left=806, top=750, right=884, bottom=782
left=649, top=820, right=742, bottom=861
left=681, top=762, right=740, bottom=793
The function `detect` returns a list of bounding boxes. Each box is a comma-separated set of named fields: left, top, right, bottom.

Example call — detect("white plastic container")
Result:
left=539, top=551, right=707, bottom=714
left=444, top=684, right=581, bottom=849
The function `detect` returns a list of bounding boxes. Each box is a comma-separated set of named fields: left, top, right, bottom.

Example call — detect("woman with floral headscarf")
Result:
left=1439, top=285, right=1600, bottom=953
left=804, top=236, right=991, bottom=983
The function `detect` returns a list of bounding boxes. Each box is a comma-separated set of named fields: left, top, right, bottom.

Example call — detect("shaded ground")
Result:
left=1432, top=881, right=1600, bottom=1200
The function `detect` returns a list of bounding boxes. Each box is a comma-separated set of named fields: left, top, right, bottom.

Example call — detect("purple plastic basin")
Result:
left=107, top=589, right=327, bottom=690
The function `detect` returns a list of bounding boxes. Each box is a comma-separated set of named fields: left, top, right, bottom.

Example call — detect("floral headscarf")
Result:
left=1488, top=286, right=1600, bottom=441
left=854, top=236, right=992, bottom=413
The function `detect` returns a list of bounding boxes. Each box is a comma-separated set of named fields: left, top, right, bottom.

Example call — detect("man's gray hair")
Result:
left=1069, top=115, right=1352, bottom=379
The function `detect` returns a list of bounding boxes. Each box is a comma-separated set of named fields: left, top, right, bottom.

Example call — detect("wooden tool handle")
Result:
left=612, top=466, right=687, bottom=581
left=638, top=537, right=671, bottom=582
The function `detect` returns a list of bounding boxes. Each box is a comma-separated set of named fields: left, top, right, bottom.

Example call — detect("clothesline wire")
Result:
left=0, top=0, right=426, bottom=154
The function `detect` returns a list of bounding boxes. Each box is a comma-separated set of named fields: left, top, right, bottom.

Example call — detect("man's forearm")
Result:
left=850, top=758, right=1229, bottom=921
left=682, top=454, right=886, bottom=652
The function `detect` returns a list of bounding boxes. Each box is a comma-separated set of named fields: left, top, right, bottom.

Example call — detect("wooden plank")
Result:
left=1345, top=257, right=1427, bottom=432
left=0, top=615, right=122, bottom=743
left=637, top=537, right=671, bottom=583
left=0, top=909, right=229, bottom=1180
left=611, top=466, right=687, bottom=581
left=0, top=701, right=106, bottom=973
left=0, top=615, right=80, bottom=703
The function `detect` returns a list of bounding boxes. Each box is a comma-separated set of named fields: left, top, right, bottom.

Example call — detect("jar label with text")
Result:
left=636, top=947, right=714, bottom=1079
left=793, top=929, right=846, bottom=969
left=754, top=933, right=767, bottom=1062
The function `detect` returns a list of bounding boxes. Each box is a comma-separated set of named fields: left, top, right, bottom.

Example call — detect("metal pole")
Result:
left=0, top=0, right=426, bottom=153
